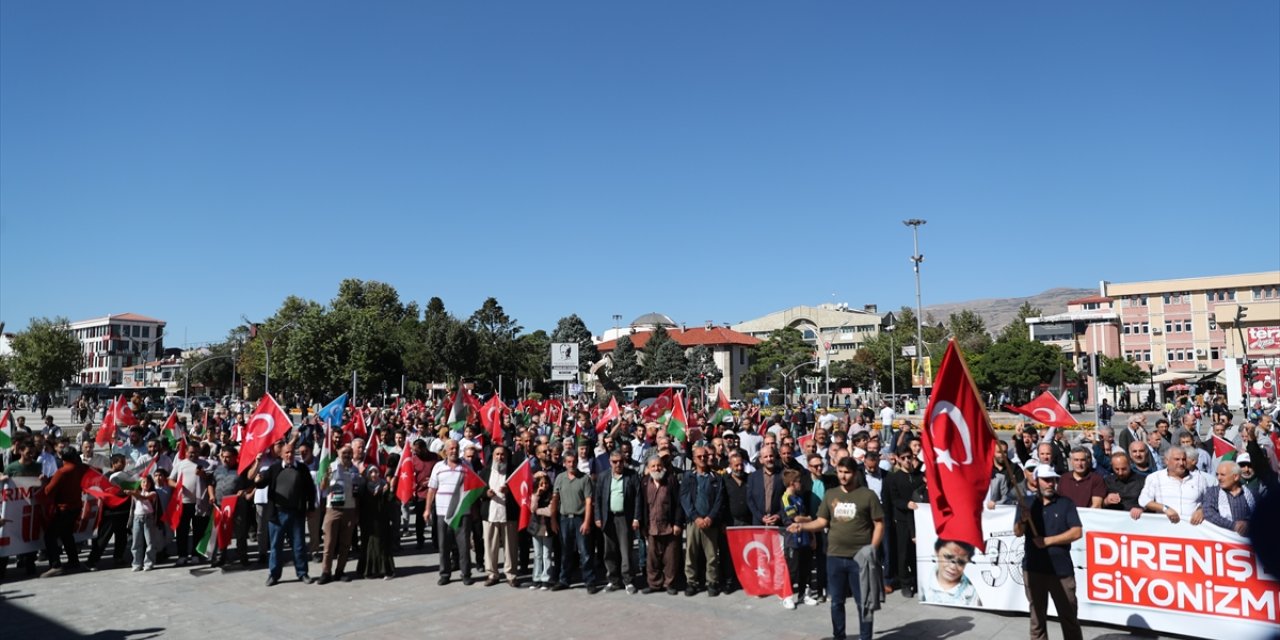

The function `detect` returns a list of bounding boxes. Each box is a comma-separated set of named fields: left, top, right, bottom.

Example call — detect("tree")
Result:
left=1097, top=356, right=1145, bottom=402
left=971, top=338, right=1065, bottom=399
left=642, top=326, right=686, bottom=383
left=550, top=315, right=600, bottom=372
left=742, top=327, right=817, bottom=392
left=514, top=330, right=551, bottom=396
left=0, top=355, right=11, bottom=388
left=682, top=345, right=723, bottom=394
left=829, top=350, right=876, bottom=392
left=10, top=317, right=82, bottom=393
left=470, top=297, right=523, bottom=393
left=996, top=302, right=1042, bottom=343
left=948, top=309, right=993, bottom=355
left=609, top=334, right=643, bottom=387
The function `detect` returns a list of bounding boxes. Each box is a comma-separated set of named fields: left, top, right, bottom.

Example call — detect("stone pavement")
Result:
left=0, top=543, right=1162, bottom=640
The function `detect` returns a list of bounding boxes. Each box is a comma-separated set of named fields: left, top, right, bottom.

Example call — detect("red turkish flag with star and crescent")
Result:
left=921, top=340, right=997, bottom=553
left=726, top=526, right=793, bottom=599
left=641, top=388, right=675, bottom=423
left=595, top=397, right=621, bottom=434
left=236, top=394, right=294, bottom=474
left=1004, top=392, right=1078, bottom=428
left=544, top=399, right=564, bottom=427
left=394, top=450, right=416, bottom=505
left=215, top=496, right=239, bottom=550
left=506, top=458, right=533, bottom=531
left=480, top=395, right=508, bottom=442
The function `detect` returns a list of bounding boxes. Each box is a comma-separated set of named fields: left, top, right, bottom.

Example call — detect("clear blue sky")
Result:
left=2, top=1, right=1277, bottom=346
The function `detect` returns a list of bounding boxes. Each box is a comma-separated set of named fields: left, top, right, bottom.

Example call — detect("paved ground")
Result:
left=1, top=538, right=1171, bottom=640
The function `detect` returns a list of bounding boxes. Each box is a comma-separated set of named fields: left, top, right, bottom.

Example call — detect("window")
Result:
left=1144, top=351, right=1152, bottom=362
left=1166, top=322, right=1173, bottom=333
left=142, top=326, right=150, bottom=338
left=1142, top=323, right=1150, bottom=334
left=1166, top=350, right=1174, bottom=362
left=1211, top=348, right=1220, bottom=360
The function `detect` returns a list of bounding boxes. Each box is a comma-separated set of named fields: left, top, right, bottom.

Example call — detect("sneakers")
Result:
left=265, top=576, right=280, bottom=587
left=132, top=566, right=143, bottom=572
left=143, top=565, right=154, bottom=572
left=604, top=583, right=618, bottom=593
left=586, top=585, right=601, bottom=594
left=551, top=583, right=569, bottom=592
left=529, top=582, right=540, bottom=590
left=299, top=575, right=316, bottom=585
left=803, top=593, right=820, bottom=606
left=641, top=587, right=656, bottom=595
left=782, top=595, right=797, bottom=610
left=539, top=584, right=550, bottom=591
left=625, top=584, right=637, bottom=595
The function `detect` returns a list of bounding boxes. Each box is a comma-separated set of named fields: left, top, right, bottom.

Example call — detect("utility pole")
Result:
left=904, top=219, right=927, bottom=409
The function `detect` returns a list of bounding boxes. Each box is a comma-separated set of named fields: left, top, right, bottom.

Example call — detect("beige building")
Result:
left=732, top=303, right=887, bottom=363
left=69, top=313, right=167, bottom=387
left=1100, top=271, right=1280, bottom=408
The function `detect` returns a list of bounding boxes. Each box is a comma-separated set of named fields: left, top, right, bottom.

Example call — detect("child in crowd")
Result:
left=780, top=468, right=819, bottom=609
left=128, top=474, right=160, bottom=571
left=529, top=472, right=557, bottom=590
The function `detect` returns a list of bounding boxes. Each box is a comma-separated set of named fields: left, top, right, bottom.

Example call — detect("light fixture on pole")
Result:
left=904, top=218, right=927, bottom=409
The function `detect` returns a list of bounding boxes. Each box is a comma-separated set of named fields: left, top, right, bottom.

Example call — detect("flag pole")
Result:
left=351, top=370, right=357, bottom=406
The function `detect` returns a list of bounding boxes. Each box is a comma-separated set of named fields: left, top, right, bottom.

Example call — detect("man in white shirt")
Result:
left=426, top=439, right=474, bottom=585
left=1134, top=446, right=1207, bottom=524
left=737, top=420, right=764, bottom=463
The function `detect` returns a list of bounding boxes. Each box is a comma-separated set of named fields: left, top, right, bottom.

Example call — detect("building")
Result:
left=68, top=313, right=167, bottom=387
left=1025, top=295, right=1122, bottom=406
left=1100, top=271, right=1280, bottom=408
left=121, top=357, right=185, bottom=394
left=1216, top=298, right=1280, bottom=407
left=731, top=303, right=887, bottom=363
left=594, top=314, right=761, bottom=399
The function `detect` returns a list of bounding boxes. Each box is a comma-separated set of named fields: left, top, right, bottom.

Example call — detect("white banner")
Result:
left=916, top=506, right=1279, bottom=640
left=0, top=477, right=100, bottom=556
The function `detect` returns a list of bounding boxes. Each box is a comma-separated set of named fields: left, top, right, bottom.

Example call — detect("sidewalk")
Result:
left=0, top=544, right=1157, bottom=640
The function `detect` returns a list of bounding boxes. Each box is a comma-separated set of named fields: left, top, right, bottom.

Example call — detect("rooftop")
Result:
left=597, top=326, right=761, bottom=352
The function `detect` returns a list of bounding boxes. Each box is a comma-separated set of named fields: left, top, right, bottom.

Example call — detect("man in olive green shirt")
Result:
left=791, top=457, right=884, bottom=640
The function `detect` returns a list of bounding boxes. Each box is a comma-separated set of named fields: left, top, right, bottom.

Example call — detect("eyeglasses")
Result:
left=610, top=460, right=623, bottom=464
left=694, top=454, right=709, bottom=459
left=940, top=553, right=970, bottom=567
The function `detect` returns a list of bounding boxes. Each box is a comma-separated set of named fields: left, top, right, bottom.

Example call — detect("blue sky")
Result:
left=2, top=1, right=1277, bottom=346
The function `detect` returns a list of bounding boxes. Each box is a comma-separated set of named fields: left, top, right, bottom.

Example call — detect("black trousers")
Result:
left=436, top=513, right=472, bottom=578
left=44, top=509, right=81, bottom=569
left=600, top=514, right=636, bottom=587
left=894, top=518, right=916, bottom=590
left=176, top=503, right=210, bottom=558
left=88, top=509, right=130, bottom=564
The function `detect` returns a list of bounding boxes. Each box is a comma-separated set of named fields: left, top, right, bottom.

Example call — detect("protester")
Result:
left=252, top=442, right=317, bottom=586
left=1015, top=465, right=1083, bottom=640
left=126, top=474, right=161, bottom=571
left=679, top=444, right=723, bottom=597
left=550, top=451, right=596, bottom=592
left=1199, top=460, right=1256, bottom=535
left=594, top=448, right=640, bottom=594
left=358, top=465, right=397, bottom=580
left=1135, top=447, right=1207, bottom=524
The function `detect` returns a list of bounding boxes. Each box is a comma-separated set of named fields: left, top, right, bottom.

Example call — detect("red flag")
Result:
left=214, top=496, right=238, bottom=550
left=237, top=394, right=293, bottom=474
left=394, top=450, right=416, bottom=504
left=480, top=395, right=508, bottom=442
left=922, top=340, right=997, bottom=553
left=96, top=411, right=117, bottom=446
left=162, top=474, right=185, bottom=531
left=1004, top=391, right=1077, bottom=427
left=463, top=392, right=483, bottom=423
left=350, top=409, right=369, bottom=439
left=81, top=467, right=130, bottom=509
left=365, top=433, right=383, bottom=470
left=641, top=388, right=675, bottom=423
left=595, top=397, right=620, bottom=434
left=506, top=458, right=533, bottom=531
left=797, top=432, right=814, bottom=451
left=726, top=526, right=793, bottom=599
left=111, top=395, right=139, bottom=428
left=545, top=399, right=564, bottom=427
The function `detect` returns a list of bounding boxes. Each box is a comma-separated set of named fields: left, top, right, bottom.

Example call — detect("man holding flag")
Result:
left=426, top=439, right=476, bottom=586
left=480, top=445, right=521, bottom=587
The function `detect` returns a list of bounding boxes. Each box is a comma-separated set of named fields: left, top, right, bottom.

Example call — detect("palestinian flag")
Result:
left=447, top=386, right=469, bottom=432
left=662, top=392, right=688, bottom=441
left=1212, top=435, right=1237, bottom=461
left=316, top=426, right=336, bottom=489
left=446, top=465, right=486, bottom=530
left=710, top=388, right=734, bottom=427
left=0, top=409, right=13, bottom=448
left=194, top=515, right=215, bottom=557
left=160, top=411, right=183, bottom=450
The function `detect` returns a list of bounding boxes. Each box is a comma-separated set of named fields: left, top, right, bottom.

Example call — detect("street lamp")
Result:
left=885, top=325, right=897, bottom=404
left=262, top=320, right=300, bottom=396
left=904, top=219, right=927, bottom=409
left=781, top=360, right=819, bottom=406
left=185, top=354, right=234, bottom=416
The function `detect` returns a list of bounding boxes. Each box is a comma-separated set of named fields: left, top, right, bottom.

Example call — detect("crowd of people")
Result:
left=1, top=393, right=1277, bottom=640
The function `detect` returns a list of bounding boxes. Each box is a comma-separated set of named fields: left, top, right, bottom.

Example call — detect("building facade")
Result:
left=1025, top=295, right=1122, bottom=406
left=595, top=319, right=761, bottom=399
left=732, top=303, right=887, bottom=363
left=69, top=313, right=166, bottom=387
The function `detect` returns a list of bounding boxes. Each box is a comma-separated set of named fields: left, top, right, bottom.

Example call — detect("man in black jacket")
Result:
left=883, top=453, right=925, bottom=598
left=252, top=441, right=316, bottom=586
left=593, top=449, right=640, bottom=593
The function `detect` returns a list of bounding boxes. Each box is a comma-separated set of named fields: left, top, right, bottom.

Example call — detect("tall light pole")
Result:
left=886, top=324, right=897, bottom=402
left=904, top=219, right=927, bottom=410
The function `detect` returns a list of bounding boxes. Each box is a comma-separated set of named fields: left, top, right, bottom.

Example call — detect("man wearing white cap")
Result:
left=1015, top=465, right=1083, bottom=640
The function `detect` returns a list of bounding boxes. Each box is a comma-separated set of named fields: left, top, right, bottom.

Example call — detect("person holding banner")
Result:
left=1014, top=465, right=1083, bottom=640
left=789, top=457, right=884, bottom=640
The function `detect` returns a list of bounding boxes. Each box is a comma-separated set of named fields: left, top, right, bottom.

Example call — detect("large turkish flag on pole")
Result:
left=506, top=458, right=533, bottom=531
left=1005, top=391, right=1077, bottom=427
left=236, top=394, right=294, bottom=474
left=726, top=526, right=793, bottom=599
left=921, top=340, right=997, bottom=552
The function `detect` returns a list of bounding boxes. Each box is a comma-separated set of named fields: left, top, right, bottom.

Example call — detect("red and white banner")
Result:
left=726, top=526, right=793, bottom=599
left=915, top=506, right=1279, bottom=640
left=0, top=477, right=100, bottom=556
left=1245, top=326, right=1280, bottom=352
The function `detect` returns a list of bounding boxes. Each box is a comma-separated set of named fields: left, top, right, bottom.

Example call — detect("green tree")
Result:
left=10, top=317, right=82, bottom=393
left=1097, top=356, right=1145, bottom=402
left=948, top=309, right=993, bottom=355
left=469, top=297, right=523, bottom=393
left=281, top=306, right=348, bottom=397
left=682, top=344, right=723, bottom=393
left=743, top=327, right=817, bottom=392
left=0, top=355, right=12, bottom=388
left=972, top=338, right=1065, bottom=399
left=550, top=314, right=600, bottom=372
left=514, top=329, right=551, bottom=396
left=642, top=326, right=686, bottom=383
left=609, top=334, right=643, bottom=387
left=996, top=302, right=1043, bottom=343
left=829, top=350, right=876, bottom=392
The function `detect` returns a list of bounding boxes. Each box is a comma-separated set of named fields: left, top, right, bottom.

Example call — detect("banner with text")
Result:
left=0, top=477, right=99, bottom=556
left=916, top=506, right=1279, bottom=640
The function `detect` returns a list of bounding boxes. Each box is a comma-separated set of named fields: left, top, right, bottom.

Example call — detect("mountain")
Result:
left=921, top=287, right=1096, bottom=335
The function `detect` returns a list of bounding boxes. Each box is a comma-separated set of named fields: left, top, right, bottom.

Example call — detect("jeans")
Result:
left=828, top=555, right=872, bottom=640
left=267, top=508, right=309, bottom=579
left=131, top=514, right=159, bottom=568
left=532, top=534, right=552, bottom=583
left=558, top=515, right=595, bottom=587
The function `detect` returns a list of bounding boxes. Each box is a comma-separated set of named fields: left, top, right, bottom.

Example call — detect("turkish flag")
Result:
left=96, top=411, right=117, bottom=447
left=545, top=399, right=564, bottom=427
left=215, top=496, right=238, bottom=550
left=81, top=467, right=130, bottom=509
left=506, top=458, right=533, bottom=531
left=797, top=432, right=814, bottom=451
left=237, top=394, right=294, bottom=474
left=480, top=395, right=508, bottom=442
left=726, top=526, right=793, bottom=599
left=394, top=451, right=416, bottom=504
left=349, top=409, right=369, bottom=440
left=162, top=474, right=185, bottom=532
left=641, top=388, right=675, bottom=423
left=595, top=397, right=620, bottom=434
left=922, top=340, right=997, bottom=552
left=111, top=395, right=139, bottom=428
left=1004, top=392, right=1078, bottom=427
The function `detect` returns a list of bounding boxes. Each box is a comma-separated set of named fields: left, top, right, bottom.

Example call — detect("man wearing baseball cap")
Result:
left=1014, top=465, right=1083, bottom=640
